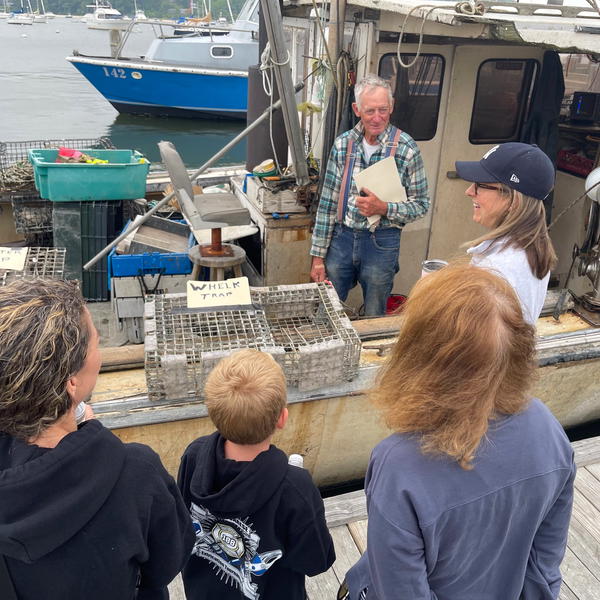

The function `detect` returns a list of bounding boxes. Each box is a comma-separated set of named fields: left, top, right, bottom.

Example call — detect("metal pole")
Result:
left=83, top=81, right=305, bottom=271
left=259, top=0, right=310, bottom=186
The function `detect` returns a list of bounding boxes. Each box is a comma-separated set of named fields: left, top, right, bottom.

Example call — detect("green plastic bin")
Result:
left=28, top=149, right=150, bottom=202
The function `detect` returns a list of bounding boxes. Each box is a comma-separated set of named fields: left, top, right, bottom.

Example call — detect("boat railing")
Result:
left=455, top=0, right=599, bottom=19
left=112, top=17, right=256, bottom=59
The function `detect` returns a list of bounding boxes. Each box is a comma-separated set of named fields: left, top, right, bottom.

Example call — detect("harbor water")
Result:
left=0, top=17, right=246, bottom=167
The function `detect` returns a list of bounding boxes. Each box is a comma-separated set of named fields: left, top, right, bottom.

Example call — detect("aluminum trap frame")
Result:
left=144, top=282, right=361, bottom=401
left=0, top=247, right=67, bottom=286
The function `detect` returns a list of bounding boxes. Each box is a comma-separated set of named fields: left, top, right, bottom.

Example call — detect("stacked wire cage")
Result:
left=0, top=248, right=67, bottom=286
left=144, top=282, right=361, bottom=402
left=0, top=137, right=115, bottom=243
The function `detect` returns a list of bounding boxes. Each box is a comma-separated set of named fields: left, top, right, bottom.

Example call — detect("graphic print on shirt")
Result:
left=189, top=502, right=283, bottom=600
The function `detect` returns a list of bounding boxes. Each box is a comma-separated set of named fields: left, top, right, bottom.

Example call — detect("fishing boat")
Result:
left=80, top=0, right=600, bottom=487
left=85, top=0, right=129, bottom=30
left=67, top=0, right=259, bottom=119
left=3, top=0, right=599, bottom=486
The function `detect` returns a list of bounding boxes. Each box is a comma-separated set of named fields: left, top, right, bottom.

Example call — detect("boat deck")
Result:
left=168, top=436, right=600, bottom=600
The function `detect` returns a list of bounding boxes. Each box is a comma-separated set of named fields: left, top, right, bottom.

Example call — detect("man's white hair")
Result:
left=354, top=74, right=393, bottom=109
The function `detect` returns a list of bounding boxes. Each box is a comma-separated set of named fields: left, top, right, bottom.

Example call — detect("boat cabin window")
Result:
left=379, top=53, right=444, bottom=141
left=470, top=59, right=538, bottom=144
left=211, top=46, right=234, bottom=58
left=555, top=54, right=600, bottom=178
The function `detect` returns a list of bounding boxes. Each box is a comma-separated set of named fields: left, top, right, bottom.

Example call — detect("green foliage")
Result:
left=38, top=0, right=247, bottom=19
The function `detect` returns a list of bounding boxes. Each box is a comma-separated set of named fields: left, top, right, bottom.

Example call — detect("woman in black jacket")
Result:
left=0, top=279, right=195, bottom=600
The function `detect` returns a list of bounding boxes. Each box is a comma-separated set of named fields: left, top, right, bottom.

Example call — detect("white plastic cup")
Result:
left=421, top=259, right=448, bottom=278
left=288, top=454, right=304, bottom=468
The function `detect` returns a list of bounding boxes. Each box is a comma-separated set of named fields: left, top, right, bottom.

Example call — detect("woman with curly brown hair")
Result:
left=345, top=264, right=575, bottom=600
left=0, top=279, right=194, bottom=600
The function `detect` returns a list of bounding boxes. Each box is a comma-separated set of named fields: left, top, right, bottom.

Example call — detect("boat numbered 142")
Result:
left=67, top=0, right=259, bottom=119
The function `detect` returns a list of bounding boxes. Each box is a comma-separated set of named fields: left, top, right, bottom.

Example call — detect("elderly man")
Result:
left=0, top=279, right=194, bottom=600
left=310, top=73, right=430, bottom=315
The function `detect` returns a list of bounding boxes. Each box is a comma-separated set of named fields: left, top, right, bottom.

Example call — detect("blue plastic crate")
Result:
left=109, top=221, right=195, bottom=287
left=28, top=149, right=149, bottom=202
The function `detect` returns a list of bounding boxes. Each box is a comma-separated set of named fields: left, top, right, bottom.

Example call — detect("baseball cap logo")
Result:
left=510, top=174, right=520, bottom=183
left=482, top=145, right=499, bottom=160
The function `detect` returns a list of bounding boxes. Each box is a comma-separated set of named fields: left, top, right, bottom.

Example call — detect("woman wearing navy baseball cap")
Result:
left=455, top=142, right=557, bottom=324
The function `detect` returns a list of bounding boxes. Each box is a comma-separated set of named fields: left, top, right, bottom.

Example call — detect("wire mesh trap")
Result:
left=0, top=247, right=67, bottom=286
left=11, top=194, right=53, bottom=234
left=144, top=283, right=361, bottom=401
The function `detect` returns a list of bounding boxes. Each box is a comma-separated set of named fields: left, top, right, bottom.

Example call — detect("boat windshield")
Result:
left=236, top=0, right=258, bottom=24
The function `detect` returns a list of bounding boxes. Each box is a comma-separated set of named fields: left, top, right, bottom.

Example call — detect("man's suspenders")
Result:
left=337, top=138, right=357, bottom=223
left=336, top=126, right=403, bottom=224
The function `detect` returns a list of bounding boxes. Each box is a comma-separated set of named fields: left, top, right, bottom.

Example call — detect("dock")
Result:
left=169, top=435, right=600, bottom=600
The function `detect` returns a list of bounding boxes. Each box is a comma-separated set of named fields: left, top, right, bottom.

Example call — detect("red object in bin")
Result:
left=386, top=294, right=407, bottom=314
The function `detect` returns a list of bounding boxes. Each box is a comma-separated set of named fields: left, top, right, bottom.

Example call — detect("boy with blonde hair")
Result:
left=178, top=349, right=335, bottom=600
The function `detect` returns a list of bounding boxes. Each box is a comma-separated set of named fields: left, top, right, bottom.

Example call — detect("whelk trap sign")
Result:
left=144, top=282, right=361, bottom=401
left=186, top=277, right=253, bottom=310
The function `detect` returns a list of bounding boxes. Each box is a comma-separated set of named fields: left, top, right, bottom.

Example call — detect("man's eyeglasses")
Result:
left=362, top=107, right=391, bottom=117
left=474, top=182, right=502, bottom=194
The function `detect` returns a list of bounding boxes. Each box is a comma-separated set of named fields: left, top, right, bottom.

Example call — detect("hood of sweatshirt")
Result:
left=0, top=419, right=125, bottom=563
left=187, top=432, right=288, bottom=518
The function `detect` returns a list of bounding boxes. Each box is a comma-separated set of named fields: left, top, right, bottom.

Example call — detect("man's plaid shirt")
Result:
left=310, top=123, right=430, bottom=258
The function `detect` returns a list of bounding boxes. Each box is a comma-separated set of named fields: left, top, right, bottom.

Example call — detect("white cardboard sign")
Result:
left=0, top=247, right=28, bottom=271
left=187, top=276, right=252, bottom=309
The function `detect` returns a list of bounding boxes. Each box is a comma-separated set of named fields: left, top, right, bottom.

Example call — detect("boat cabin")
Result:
left=240, top=0, right=600, bottom=318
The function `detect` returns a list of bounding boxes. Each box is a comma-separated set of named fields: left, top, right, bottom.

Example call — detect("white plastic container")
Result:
left=421, top=259, right=448, bottom=278
left=288, top=454, right=304, bottom=468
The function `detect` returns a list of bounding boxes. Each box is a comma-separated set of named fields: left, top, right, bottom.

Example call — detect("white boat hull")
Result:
left=7, top=14, right=34, bottom=24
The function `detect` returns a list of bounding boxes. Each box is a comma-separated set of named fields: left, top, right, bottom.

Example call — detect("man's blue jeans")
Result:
left=325, top=224, right=401, bottom=316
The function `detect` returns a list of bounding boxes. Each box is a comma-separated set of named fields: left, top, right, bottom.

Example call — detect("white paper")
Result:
left=0, top=247, right=28, bottom=271
left=353, top=156, right=407, bottom=229
left=187, top=276, right=252, bottom=309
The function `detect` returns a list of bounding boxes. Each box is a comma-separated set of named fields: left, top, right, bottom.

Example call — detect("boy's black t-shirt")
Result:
left=177, top=431, right=335, bottom=600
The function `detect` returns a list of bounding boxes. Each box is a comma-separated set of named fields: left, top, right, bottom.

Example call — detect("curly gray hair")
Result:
left=0, top=279, right=90, bottom=440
